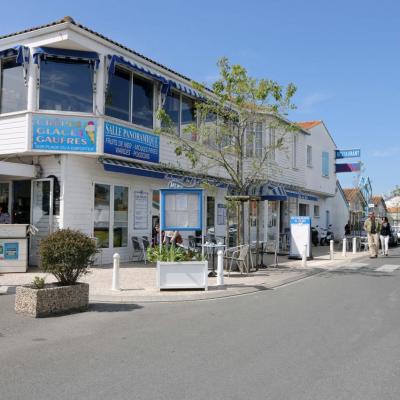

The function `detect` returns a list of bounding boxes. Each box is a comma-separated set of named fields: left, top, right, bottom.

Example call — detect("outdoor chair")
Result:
left=224, top=244, right=250, bottom=277
left=131, top=236, right=147, bottom=263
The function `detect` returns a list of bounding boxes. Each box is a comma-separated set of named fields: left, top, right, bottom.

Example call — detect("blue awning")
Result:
left=33, top=47, right=100, bottom=69
left=169, top=79, right=203, bottom=99
left=260, top=184, right=287, bottom=201
left=0, top=45, right=30, bottom=85
left=107, top=54, right=169, bottom=90
left=286, top=191, right=318, bottom=202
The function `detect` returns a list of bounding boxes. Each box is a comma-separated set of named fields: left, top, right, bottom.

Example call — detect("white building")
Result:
left=0, top=17, right=348, bottom=265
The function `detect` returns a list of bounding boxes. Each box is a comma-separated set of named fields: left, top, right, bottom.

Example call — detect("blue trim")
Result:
left=286, top=191, right=319, bottom=202
left=104, top=163, right=165, bottom=179
left=169, top=79, right=204, bottom=99
left=160, top=189, right=203, bottom=231
left=107, top=54, right=169, bottom=90
left=33, top=47, right=100, bottom=69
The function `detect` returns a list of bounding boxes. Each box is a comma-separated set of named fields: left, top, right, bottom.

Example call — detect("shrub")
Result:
left=32, top=276, right=45, bottom=289
left=147, top=245, right=203, bottom=262
left=39, top=229, right=97, bottom=285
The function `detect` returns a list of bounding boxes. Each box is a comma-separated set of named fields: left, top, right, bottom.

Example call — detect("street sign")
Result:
left=335, top=149, right=361, bottom=159
left=335, top=162, right=361, bottom=173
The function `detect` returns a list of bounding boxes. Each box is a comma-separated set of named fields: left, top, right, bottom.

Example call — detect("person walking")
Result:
left=364, top=212, right=381, bottom=258
left=380, top=217, right=391, bottom=256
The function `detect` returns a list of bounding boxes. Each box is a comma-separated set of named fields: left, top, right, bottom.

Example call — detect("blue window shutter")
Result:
left=322, top=152, right=329, bottom=176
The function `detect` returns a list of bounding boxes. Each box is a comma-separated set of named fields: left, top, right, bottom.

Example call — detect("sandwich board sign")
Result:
left=289, top=216, right=312, bottom=259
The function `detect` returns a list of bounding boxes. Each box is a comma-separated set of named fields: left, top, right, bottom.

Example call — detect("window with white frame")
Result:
left=314, top=205, right=320, bottom=217
left=162, top=91, right=197, bottom=139
left=0, top=57, right=27, bottom=114
left=94, top=183, right=129, bottom=249
left=255, top=122, right=263, bottom=158
left=322, top=151, right=329, bottom=177
left=105, top=67, right=154, bottom=129
left=246, top=122, right=254, bottom=157
left=307, top=145, right=312, bottom=167
left=245, top=122, right=263, bottom=158
left=268, top=127, right=276, bottom=160
left=299, top=203, right=309, bottom=216
left=292, top=134, right=298, bottom=168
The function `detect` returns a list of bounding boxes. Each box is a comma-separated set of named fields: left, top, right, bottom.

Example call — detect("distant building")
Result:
left=369, top=195, right=387, bottom=218
left=343, top=188, right=367, bottom=233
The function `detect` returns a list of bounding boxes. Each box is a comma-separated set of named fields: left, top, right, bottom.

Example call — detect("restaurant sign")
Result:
left=104, top=121, right=159, bottom=163
left=32, top=115, right=97, bottom=152
left=335, top=149, right=361, bottom=159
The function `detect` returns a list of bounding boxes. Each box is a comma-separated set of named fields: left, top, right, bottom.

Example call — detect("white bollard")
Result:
left=330, top=240, right=334, bottom=260
left=352, top=237, right=357, bottom=254
left=342, top=238, right=347, bottom=257
left=217, top=250, right=224, bottom=286
left=112, top=253, right=120, bottom=291
left=302, top=244, right=307, bottom=268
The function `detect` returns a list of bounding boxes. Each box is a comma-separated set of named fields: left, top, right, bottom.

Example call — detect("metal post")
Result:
left=217, top=250, right=224, bottom=286
left=342, top=238, right=347, bottom=257
left=302, top=244, right=307, bottom=268
left=352, top=237, right=357, bottom=254
left=112, top=253, right=120, bottom=291
left=330, top=240, right=334, bottom=260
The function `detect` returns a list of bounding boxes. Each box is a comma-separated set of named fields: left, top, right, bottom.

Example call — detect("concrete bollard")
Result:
left=302, top=244, right=307, bottom=268
left=352, top=237, right=357, bottom=254
left=112, top=253, right=120, bottom=291
left=342, top=238, right=347, bottom=257
left=217, top=250, right=224, bottom=286
left=330, top=240, right=334, bottom=260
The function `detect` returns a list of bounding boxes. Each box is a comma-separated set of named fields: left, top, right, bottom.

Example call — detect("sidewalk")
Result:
left=0, top=247, right=369, bottom=303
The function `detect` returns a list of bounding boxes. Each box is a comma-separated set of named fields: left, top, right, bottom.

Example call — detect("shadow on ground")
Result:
left=89, top=303, right=143, bottom=312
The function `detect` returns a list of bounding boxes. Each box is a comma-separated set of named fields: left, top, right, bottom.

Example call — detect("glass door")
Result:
left=30, top=178, right=54, bottom=266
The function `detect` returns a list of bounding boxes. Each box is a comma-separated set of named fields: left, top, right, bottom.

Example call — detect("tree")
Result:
left=157, top=57, right=297, bottom=244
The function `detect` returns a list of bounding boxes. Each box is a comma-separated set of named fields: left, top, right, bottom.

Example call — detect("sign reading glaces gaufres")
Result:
left=104, top=121, right=160, bottom=163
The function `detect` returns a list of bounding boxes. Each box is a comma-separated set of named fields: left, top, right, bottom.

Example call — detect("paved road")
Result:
left=1, top=249, right=400, bottom=400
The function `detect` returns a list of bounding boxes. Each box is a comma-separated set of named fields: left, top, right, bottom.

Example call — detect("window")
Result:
left=314, top=205, right=320, bottom=217
left=268, top=127, right=276, bottom=160
left=292, top=134, right=298, bottom=168
left=163, top=92, right=197, bottom=139
left=255, top=122, right=263, bottom=158
left=94, top=184, right=129, bottom=249
left=307, top=145, right=312, bottom=167
left=322, top=151, right=329, bottom=177
left=113, top=186, right=128, bottom=247
left=0, top=58, right=26, bottom=114
left=106, top=68, right=154, bottom=129
left=246, top=123, right=254, bottom=157
left=105, top=67, right=130, bottom=121
left=0, top=182, right=10, bottom=213
left=94, top=184, right=111, bottom=248
left=206, top=196, right=215, bottom=231
left=299, top=203, right=309, bottom=216
left=39, top=58, right=94, bottom=112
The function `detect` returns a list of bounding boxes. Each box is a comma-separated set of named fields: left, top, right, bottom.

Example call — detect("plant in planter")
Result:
left=148, top=245, right=208, bottom=290
left=15, top=229, right=97, bottom=317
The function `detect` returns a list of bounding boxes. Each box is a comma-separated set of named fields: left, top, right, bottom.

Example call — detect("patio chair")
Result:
left=224, top=245, right=250, bottom=276
left=132, top=236, right=147, bottom=263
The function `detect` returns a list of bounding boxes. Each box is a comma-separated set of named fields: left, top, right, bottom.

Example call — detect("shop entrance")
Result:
left=12, top=180, right=31, bottom=223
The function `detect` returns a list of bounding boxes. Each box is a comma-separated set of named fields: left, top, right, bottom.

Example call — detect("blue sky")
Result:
left=1, top=0, right=399, bottom=195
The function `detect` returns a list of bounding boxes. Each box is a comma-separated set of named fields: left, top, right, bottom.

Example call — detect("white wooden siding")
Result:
left=0, top=114, right=27, bottom=154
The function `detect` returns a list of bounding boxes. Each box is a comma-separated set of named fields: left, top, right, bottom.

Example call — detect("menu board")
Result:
left=134, top=191, right=149, bottom=230
left=289, top=216, right=311, bottom=259
left=160, top=189, right=203, bottom=231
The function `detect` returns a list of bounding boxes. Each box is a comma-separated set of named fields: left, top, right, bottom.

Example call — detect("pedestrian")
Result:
left=0, top=204, right=11, bottom=224
left=380, top=217, right=391, bottom=256
left=363, top=212, right=381, bottom=258
left=344, top=220, right=351, bottom=236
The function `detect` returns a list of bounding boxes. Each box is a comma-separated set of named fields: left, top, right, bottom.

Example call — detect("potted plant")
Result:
left=147, top=245, right=208, bottom=290
left=15, top=229, right=97, bottom=317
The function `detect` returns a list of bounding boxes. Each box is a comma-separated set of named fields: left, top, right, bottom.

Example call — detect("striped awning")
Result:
left=260, top=184, right=287, bottom=201
left=99, top=157, right=229, bottom=187
left=169, top=80, right=203, bottom=99
left=33, top=47, right=100, bottom=69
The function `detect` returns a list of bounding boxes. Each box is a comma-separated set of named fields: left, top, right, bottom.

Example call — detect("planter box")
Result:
left=15, top=282, right=89, bottom=317
left=157, top=261, right=208, bottom=290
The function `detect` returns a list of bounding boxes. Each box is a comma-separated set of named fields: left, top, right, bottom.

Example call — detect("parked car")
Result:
left=389, top=228, right=398, bottom=247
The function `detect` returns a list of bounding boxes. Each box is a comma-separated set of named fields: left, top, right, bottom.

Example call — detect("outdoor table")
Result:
left=202, top=242, right=227, bottom=277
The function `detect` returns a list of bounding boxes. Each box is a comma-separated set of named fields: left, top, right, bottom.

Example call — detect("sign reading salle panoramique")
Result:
left=104, top=121, right=160, bottom=163
left=32, top=115, right=97, bottom=152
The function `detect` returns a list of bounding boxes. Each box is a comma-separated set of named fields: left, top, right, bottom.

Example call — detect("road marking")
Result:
left=375, top=264, right=400, bottom=273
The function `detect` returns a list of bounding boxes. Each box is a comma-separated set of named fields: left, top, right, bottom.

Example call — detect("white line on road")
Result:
left=375, top=265, right=400, bottom=273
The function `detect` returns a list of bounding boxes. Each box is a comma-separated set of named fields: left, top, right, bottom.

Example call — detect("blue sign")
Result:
left=335, top=149, right=361, bottom=159
left=290, top=216, right=311, bottom=225
left=104, top=121, right=159, bottom=163
left=32, top=115, right=97, bottom=152
left=4, top=242, right=18, bottom=260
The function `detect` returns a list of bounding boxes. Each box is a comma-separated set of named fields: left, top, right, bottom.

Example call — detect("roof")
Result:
left=371, top=195, right=385, bottom=205
left=343, top=188, right=363, bottom=203
left=295, top=120, right=322, bottom=130
left=0, top=16, right=193, bottom=83
left=387, top=207, right=400, bottom=213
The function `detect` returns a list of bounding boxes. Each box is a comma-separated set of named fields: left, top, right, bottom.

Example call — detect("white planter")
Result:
left=157, top=261, right=208, bottom=290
